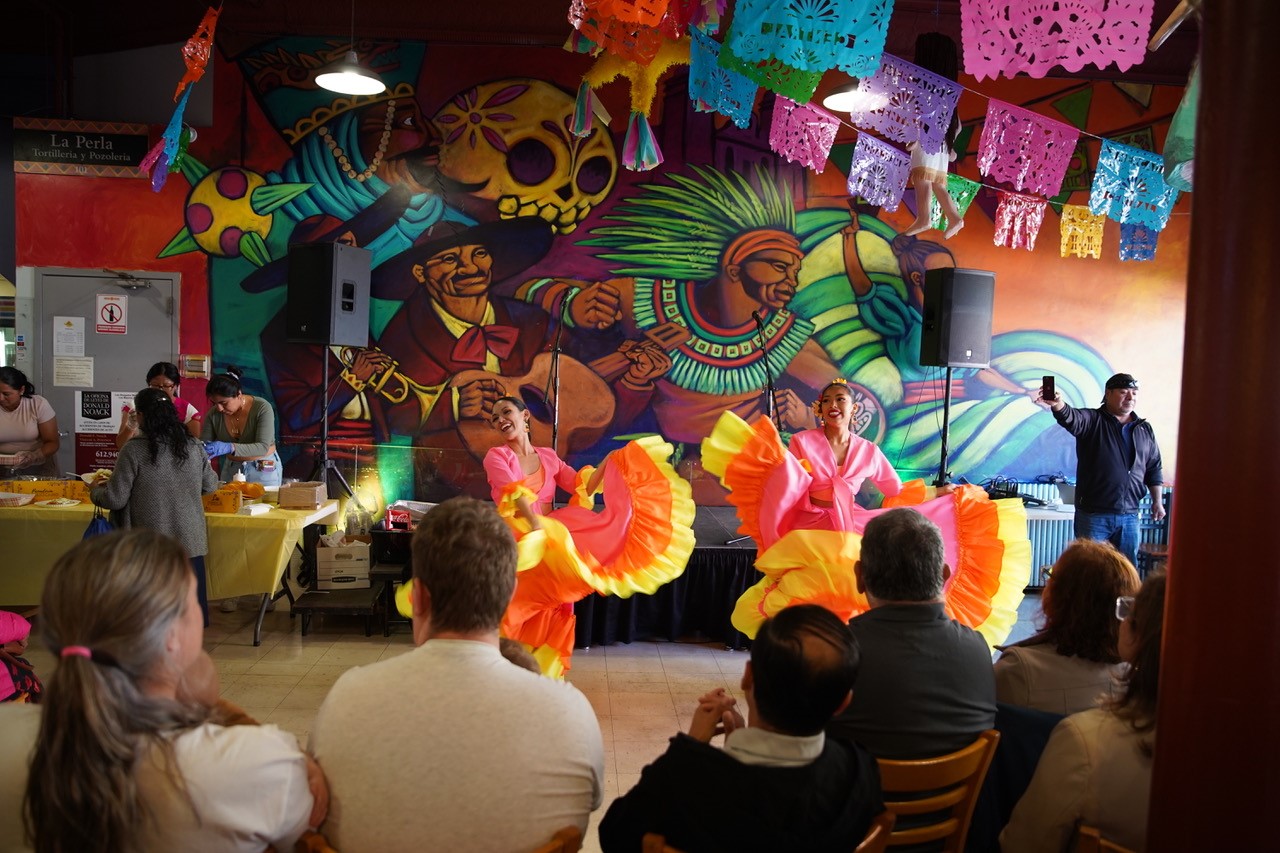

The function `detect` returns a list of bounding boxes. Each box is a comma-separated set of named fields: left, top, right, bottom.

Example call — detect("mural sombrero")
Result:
left=370, top=217, right=556, bottom=300
left=702, top=411, right=1031, bottom=648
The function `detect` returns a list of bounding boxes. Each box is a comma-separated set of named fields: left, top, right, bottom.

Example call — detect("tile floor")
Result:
left=18, top=591, right=1043, bottom=853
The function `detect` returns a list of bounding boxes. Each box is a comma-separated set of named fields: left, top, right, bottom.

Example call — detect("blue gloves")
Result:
left=204, top=441, right=235, bottom=459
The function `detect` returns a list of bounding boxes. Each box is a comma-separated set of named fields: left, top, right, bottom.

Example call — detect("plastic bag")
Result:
left=83, top=505, right=114, bottom=540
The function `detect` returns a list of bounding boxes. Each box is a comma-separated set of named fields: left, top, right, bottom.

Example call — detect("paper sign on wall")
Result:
left=96, top=293, right=128, bottom=334
left=53, top=316, right=85, bottom=357
left=74, top=390, right=135, bottom=433
left=53, top=356, right=94, bottom=387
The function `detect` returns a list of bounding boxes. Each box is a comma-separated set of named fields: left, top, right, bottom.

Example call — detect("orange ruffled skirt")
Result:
left=496, top=436, right=695, bottom=677
left=702, top=412, right=1030, bottom=648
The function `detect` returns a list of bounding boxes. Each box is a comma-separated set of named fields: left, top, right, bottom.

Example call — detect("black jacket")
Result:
left=1053, top=403, right=1162, bottom=514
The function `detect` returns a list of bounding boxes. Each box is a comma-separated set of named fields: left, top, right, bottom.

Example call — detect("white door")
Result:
left=32, top=268, right=179, bottom=476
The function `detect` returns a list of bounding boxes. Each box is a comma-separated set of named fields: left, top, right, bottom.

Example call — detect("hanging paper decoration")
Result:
left=1119, top=222, right=1158, bottom=261
left=1163, top=59, right=1198, bottom=191
left=930, top=174, right=981, bottom=231
left=690, top=28, right=757, bottom=128
left=716, top=24, right=822, bottom=104
left=846, top=134, right=911, bottom=211
left=572, top=81, right=598, bottom=137
left=597, top=0, right=672, bottom=27
left=977, top=99, right=1080, bottom=198
left=174, top=6, right=220, bottom=99
left=769, top=97, right=839, bottom=174
left=622, top=111, right=665, bottom=171
left=1059, top=204, right=1106, bottom=259
left=569, top=0, right=590, bottom=29
left=959, top=0, right=1155, bottom=81
left=147, top=86, right=194, bottom=191
left=1089, top=139, right=1180, bottom=231
left=993, top=191, right=1048, bottom=251
left=846, top=53, right=960, bottom=155
left=659, top=0, right=722, bottom=38
left=728, top=0, right=895, bottom=76
left=577, top=15, right=664, bottom=63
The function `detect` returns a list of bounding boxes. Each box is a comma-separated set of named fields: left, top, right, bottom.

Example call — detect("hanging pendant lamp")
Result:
left=315, top=0, right=386, bottom=96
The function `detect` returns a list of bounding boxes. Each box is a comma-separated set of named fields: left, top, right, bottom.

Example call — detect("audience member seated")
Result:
left=24, top=529, right=323, bottom=853
left=310, top=497, right=605, bottom=853
left=995, top=540, right=1140, bottom=715
left=1000, top=572, right=1166, bottom=852
left=0, top=702, right=39, bottom=853
left=827, top=508, right=996, bottom=759
left=599, top=604, right=883, bottom=853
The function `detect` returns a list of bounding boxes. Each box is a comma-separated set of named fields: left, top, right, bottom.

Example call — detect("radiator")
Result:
left=1009, top=483, right=1171, bottom=587
left=1026, top=514, right=1075, bottom=587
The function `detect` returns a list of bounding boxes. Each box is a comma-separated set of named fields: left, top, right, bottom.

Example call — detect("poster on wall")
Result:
left=95, top=294, right=128, bottom=334
left=74, top=390, right=134, bottom=433
left=73, top=390, right=134, bottom=472
left=52, top=316, right=85, bottom=357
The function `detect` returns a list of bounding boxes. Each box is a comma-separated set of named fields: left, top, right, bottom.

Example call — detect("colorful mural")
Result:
left=15, top=37, right=1189, bottom=506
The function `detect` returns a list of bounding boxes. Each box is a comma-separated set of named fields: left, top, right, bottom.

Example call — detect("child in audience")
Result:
left=0, top=611, right=41, bottom=704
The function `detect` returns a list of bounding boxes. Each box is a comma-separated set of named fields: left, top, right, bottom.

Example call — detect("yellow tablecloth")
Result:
left=0, top=501, right=339, bottom=604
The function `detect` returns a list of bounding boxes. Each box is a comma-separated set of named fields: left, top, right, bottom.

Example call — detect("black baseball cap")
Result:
left=1105, top=373, right=1139, bottom=390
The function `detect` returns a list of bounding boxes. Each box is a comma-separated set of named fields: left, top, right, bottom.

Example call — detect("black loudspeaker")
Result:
left=286, top=243, right=371, bottom=347
left=919, top=268, right=995, bottom=368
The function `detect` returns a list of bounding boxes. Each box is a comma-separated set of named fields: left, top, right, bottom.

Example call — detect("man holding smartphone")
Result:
left=1041, top=372, right=1165, bottom=565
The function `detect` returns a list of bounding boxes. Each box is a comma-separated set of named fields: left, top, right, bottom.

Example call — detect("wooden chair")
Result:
left=855, top=811, right=896, bottom=853
left=642, top=812, right=895, bottom=853
left=1076, top=824, right=1138, bottom=853
left=875, top=730, right=1001, bottom=851
left=531, top=825, right=584, bottom=853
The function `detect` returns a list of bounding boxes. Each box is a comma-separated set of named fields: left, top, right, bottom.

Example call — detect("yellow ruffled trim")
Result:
left=969, top=497, right=1032, bottom=649
left=588, top=436, right=696, bottom=598
left=495, top=481, right=539, bottom=536
left=731, top=529, right=867, bottom=639
left=571, top=466, right=599, bottom=510
left=700, top=411, right=788, bottom=545
left=529, top=644, right=566, bottom=680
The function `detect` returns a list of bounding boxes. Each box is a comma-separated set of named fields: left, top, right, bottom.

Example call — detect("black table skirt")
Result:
left=574, top=548, right=761, bottom=650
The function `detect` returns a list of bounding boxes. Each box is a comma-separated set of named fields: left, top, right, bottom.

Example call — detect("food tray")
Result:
left=0, top=492, right=35, bottom=507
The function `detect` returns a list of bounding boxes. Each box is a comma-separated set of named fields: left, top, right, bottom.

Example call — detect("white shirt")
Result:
left=311, top=639, right=604, bottom=853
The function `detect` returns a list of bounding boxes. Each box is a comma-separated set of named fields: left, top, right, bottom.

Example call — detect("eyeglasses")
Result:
left=149, top=382, right=177, bottom=391
left=1115, top=596, right=1135, bottom=621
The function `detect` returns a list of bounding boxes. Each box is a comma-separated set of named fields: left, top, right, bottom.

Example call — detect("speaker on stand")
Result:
left=919, top=268, right=995, bottom=486
left=286, top=242, right=372, bottom=504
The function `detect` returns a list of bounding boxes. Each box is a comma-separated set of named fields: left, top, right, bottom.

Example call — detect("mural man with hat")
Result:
left=364, top=217, right=671, bottom=499
left=1043, top=372, right=1165, bottom=565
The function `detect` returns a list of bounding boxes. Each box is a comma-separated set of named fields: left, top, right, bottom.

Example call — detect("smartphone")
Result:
left=1042, top=375, right=1055, bottom=400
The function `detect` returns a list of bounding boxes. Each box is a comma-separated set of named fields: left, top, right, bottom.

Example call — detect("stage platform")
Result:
left=573, top=506, right=760, bottom=650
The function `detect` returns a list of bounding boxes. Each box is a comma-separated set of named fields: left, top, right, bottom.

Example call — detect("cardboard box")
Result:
left=279, top=481, right=327, bottom=509
left=202, top=488, right=243, bottom=514
left=316, top=535, right=371, bottom=590
left=0, top=480, right=77, bottom=503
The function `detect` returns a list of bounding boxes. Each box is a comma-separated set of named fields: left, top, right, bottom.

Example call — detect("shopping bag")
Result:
left=83, top=505, right=114, bottom=540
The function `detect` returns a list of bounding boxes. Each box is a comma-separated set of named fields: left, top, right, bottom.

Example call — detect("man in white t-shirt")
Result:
left=310, top=498, right=604, bottom=853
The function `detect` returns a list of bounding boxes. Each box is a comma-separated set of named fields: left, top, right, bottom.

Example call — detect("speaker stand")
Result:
left=934, top=366, right=955, bottom=487
left=309, top=347, right=357, bottom=504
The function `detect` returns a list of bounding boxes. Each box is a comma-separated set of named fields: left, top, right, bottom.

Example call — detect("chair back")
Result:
left=530, top=825, right=584, bottom=853
left=875, top=730, right=1000, bottom=852
left=1076, top=824, right=1138, bottom=853
left=854, top=810, right=896, bottom=853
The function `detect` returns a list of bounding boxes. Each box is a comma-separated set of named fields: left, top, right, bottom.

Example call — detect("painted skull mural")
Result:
left=434, top=79, right=619, bottom=233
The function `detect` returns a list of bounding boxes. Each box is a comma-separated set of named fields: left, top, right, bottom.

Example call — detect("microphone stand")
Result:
left=934, top=365, right=954, bottom=487
left=752, top=310, right=782, bottom=434
left=547, top=299, right=568, bottom=458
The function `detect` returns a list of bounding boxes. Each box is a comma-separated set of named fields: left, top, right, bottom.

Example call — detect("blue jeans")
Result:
left=1075, top=511, right=1140, bottom=566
